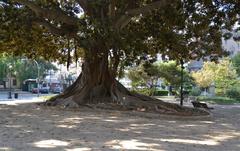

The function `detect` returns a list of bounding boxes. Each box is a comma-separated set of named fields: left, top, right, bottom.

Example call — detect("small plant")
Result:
left=226, top=87, right=240, bottom=100
left=189, top=87, right=202, bottom=96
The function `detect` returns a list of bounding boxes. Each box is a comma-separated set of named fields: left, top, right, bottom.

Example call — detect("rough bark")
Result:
left=45, top=57, right=209, bottom=116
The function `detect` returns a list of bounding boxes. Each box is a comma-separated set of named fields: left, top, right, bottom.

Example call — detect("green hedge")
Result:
left=197, top=96, right=239, bottom=104
left=226, top=87, right=240, bottom=100
left=131, top=88, right=151, bottom=96
left=154, top=90, right=169, bottom=96
left=131, top=89, right=169, bottom=96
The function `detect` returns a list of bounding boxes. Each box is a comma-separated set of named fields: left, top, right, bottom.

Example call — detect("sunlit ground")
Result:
left=0, top=98, right=44, bottom=105
left=0, top=103, right=239, bottom=151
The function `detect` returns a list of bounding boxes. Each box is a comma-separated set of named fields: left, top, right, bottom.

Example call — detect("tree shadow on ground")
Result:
left=0, top=103, right=240, bottom=151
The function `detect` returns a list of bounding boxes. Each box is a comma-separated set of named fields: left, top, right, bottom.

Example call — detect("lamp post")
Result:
left=33, top=60, right=40, bottom=97
left=180, top=59, right=184, bottom=106
left=22, top=59, right=40, bottom=97
left=8, top=65, right=13, bottom=99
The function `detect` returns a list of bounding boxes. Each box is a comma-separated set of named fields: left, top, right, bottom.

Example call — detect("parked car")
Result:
left=39, top=87, right=49, bottom=94
left=32, top=88, right=39, bottom=93
left=52, top=87, right=62, bottom=94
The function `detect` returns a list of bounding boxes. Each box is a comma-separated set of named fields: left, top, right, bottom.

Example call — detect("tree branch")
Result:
left=115, top=0, right=172, bottom=29
left=76, top=0, right=88, bottom=12
left=108, top=0, right=116, bottom=19
left=33, top=19, right=67, bottom=36
left=15, top=0, right=79, bottom=25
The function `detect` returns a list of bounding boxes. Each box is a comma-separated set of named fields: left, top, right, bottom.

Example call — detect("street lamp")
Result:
left=22, top=59, right=40, bottom=97
left=180, top=59, right=184, bottom=106
left=8, top=65, right=13, bottom=99
left=33, top=60, right=40, bottom=97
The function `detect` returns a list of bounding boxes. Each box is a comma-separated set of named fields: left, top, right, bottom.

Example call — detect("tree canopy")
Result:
left=0, top=0, right=239, bottom=114
left=192, top=58, right=238, bottom=95
left=127, top=60, right=193, bottom=95
left=0, top=0, right=239, bottom=65
left=232, top=53, right=240, bottom=76
left=0, top=54, right=58, bottom=87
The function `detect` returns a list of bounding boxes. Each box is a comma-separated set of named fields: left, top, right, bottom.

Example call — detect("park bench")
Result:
left=191, top=101, right=214, bottom=110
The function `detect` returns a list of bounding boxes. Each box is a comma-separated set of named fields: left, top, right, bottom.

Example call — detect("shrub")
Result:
left=226, top=87, right=240, bottom=100
left=131, top=89, right=169, bottom=96
left=153, top=90, right=169, bottom=96
left=131, top=88, right=152, bottom=96
left=197, top=96, right=237, bottom=104
left=172, top=90, right=178, bottom=96
left=189, top=87, right=202, bottom=96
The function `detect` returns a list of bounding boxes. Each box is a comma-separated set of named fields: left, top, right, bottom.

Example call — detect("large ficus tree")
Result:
left=0, top=0, right=239, bottom=114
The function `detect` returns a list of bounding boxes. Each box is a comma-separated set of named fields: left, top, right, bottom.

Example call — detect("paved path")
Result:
left=0, top=91, right=54, bottom=105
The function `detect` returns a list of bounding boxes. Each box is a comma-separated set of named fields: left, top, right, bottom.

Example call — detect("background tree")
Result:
left=16, top=58, right=58, bottom=86
left=0, top=0, right=239, bottom=114
left=155, top=61, right=193, bottom=90
left=192, top=58, right=237, bottom=95
left=214, top=58, right=237, bottom=95
left=127, top=60, right=193, bottom=96
left=192, top=61, right=216, bottom=92
left=127, top=61, right=159, bottom=95
left=232, top=53, right=240, bottom=76
left=0, top=54, right=57, bottom=88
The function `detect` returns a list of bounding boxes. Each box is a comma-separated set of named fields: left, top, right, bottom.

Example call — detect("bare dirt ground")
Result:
left=0, top=103, right=240, bottom=151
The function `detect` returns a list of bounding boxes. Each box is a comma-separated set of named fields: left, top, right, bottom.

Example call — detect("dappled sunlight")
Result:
left=55, top=117, right=83, bottom=128
left=57, top=124, right=77, bottom=128
left=130, top=123, right=156, bottom=126
left=220, top=123, right=235, bottom=128
left=12, top=113, right=34, bottom=117
left=65, top=147, right=92, bottom=151
left=117, top=123, right=157, bottom=131
left=105, top=139, right=161, bottom=151
left=115, top=128, right=131, bottom=132
left=57, top=117, right=83, bottom=124
left=0, top=147, right=12, bottom=150
left=129, top=123, right=156, bottom=128
left=199, top=121, right=214, bottom=124
left=116, top=127, right=143, bottom=134
left=82, top=116, right=102, bottom=120
left=159, top=138, right=219, bottom=146
left=103, top=119, right=120, bottom=122
left=157, top=125, right=166, bottom=128
left=33, top=139, right=69, bottom=148
left=167, top=120, right=177, bottom=123
left=108, top=116, right=119, bottom=119
left=50, top=114, right=60, bottom=117
left=206, top=131, right=240, bottom=142
left=178, top=124, right=201, bottom=128
left=5, top=125, right=23, bottom=128
left=63, top=117, right=84, bottom=121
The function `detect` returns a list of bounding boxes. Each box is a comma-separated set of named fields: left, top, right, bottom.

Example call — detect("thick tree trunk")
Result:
left=45, top=56, right=208, bottom=116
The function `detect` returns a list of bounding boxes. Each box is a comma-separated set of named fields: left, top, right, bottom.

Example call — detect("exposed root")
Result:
left=44, top=69, right=208, bottom=116
left=45, top=87, right=209, bottom=116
